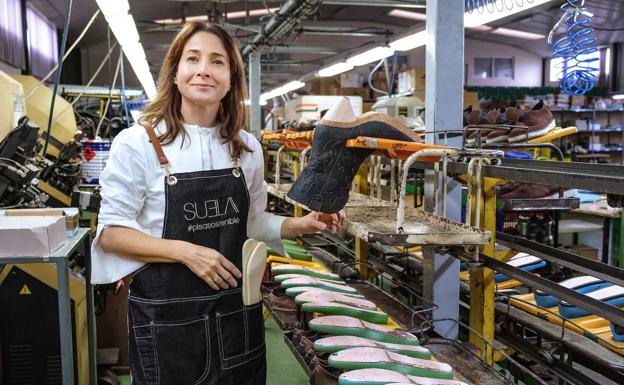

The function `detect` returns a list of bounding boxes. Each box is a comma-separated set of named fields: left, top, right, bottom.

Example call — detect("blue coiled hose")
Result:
left=550, top=1, right=598, bottom=96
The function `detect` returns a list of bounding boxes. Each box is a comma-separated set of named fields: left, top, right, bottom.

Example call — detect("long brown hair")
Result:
left=140, top=22, right=251, bottom=159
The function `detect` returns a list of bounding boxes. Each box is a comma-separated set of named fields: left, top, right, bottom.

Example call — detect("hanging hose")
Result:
left=548, top=0, right=598, bottom=96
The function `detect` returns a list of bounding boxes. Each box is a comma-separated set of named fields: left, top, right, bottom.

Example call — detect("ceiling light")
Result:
left=226, top=8, right=279, bottom=19
left=612, top=94, right=624, bottom=100
left=317, top=62, right=353, bottom=77
left=154, top=7, right=279, bottom=24
left=96, top=0, right=129, bottom=18
left=347, top=46, right=394, bottom=67
left=281, top=81, right=306, bottom=94
left=96, top=0, right=157, bottom=100
left=388, top=9, right=426, bottom=21
left=489, top=27, right=545, bottom=40
left=107, top=15, right=140, bottom=45
left=464, top=0, right=555, bottom=28
left=389, top=30, right=427, bottom=51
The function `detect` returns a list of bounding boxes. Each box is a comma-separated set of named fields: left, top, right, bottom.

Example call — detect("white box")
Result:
left=0, top=216, right=67, bottom=257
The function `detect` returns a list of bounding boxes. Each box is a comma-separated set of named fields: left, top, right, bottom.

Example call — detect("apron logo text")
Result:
left=183, top=197, right=240, bottom=221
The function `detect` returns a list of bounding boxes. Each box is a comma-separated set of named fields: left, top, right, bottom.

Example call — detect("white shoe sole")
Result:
left=508, top=120, right=556, bottom=143
left=486, top=135, right=509, bottom=144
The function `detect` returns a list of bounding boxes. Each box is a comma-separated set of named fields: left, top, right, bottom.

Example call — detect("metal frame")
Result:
left=481, top=254, right=624, bottom=326
left=410, top=158, right=624, bottom=195
left=496, top=232, right=624, bottom=287
left=0, top=228, right=96, bottom=385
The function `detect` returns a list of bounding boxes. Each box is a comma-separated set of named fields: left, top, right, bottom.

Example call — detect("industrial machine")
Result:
left=0, top=263, right=89, bottom=385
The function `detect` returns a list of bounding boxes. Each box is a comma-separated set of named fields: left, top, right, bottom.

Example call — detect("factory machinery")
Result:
left=0, top=70, right=133, bottom=385
left=260, top=122, right=624, bottom=385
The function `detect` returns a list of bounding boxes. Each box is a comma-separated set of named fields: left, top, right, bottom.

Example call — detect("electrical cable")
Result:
left=94, top=54, right=122, bottom=138
left=368, top=58, right=389, bottom=96
left=42, top=0, right=73, bottom=157
left=54, top=42, right=118, bottom=121
left=25, top=9, right=100, bottom=101
left=118, top=46, right=132, bottom=127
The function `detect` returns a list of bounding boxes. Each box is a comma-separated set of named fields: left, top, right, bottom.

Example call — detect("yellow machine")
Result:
left=11, top=75, right=78, bottom=159
left=0, top=71, right=25, bottom=142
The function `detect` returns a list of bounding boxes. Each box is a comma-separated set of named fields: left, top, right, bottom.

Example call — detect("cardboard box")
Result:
left=398, top=68, right=426, bottom=93
left=464, top=91, right=479, bottom=109
left=571, top=95, right=586, bottom=107
left=411, top=90, right=479, bottom=109
left=2, top=207, right=79, bottom=237
left=567, top=244, right=599, bottom=260
left=0, top=216, right=67, bottom=257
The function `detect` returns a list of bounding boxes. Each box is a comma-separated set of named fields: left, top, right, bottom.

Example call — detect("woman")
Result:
left=91, top=22, right=342, bottom=385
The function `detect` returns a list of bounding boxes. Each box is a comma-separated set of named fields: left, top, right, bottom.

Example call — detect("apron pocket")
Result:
left=134, top=333, right=158, bottom=385
left=135, top=316, right=211, bottom=385
left=216, top=303, right=265, bottom=370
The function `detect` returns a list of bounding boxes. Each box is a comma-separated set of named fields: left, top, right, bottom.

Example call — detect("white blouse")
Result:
left=90, top=121, right=286, bottom=284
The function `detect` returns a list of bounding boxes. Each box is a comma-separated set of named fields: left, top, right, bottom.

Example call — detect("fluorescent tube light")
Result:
left=347, top=46, right=394, bottom=67
left=96, top=0, right=157, bottom=100
left=226, top=8, right=279, bottom=19
left=389, top=31, right=427, bottom=51
left=317, top=62, right=354, bottom=77
left=96, top=0, right=129, bottom=18
left=388, top=9, right=426, bottom=21
left=107, top=15, right=140, bottom=45
left=281, top=81, right=306, bottom=93
left=154, top=8, right=279, bottom=24
left=489, top=27, right=544, bottom=40
left=612, top=94, right=624, bottom=101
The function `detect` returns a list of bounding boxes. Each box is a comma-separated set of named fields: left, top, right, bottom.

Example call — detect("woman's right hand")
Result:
left=177, top=241, right=242, bottom=290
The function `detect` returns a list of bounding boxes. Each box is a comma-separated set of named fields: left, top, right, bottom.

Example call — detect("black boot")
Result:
left=287, top=98, right=420, bottom=213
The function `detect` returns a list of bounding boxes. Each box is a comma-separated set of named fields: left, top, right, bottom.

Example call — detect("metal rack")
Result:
left=0, top=228, right=96, bottom=385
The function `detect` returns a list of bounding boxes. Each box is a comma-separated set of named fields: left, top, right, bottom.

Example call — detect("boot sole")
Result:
left=320, top=112, right=420, bottom=142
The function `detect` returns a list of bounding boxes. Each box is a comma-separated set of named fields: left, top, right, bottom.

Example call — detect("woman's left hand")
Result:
left=281, top=210, right=347, bottom=239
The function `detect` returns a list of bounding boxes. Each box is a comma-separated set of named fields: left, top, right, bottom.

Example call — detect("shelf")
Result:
left=500, top=197, right=580, bottom=212
left=576, top=129, right=623, bottom=133
left=552, top=108, right=624, bottom=113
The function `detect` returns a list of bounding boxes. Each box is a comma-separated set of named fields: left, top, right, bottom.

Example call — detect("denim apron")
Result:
left=127, top=125, right=266, bottom=385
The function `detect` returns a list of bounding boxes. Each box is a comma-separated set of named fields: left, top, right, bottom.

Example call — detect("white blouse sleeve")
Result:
left=90, top=128, right=148, bottom=284
left=246, top=137, right=286, bottom=243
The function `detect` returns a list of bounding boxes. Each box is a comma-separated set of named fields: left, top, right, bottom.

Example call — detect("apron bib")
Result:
left=127, top=125, right=266, bottom=385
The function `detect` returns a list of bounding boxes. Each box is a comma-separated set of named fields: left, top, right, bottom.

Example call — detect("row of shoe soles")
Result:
left=271, top=266, right=466, bottom=384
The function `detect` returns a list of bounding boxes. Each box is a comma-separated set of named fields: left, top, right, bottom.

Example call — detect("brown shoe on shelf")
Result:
left=498, top=183, right=560, bottom=200
left=463, top=105, right=473, bottom=126
left=483, top=108, right=511, bottom=144
left=508, top=101, right=556, bottom=143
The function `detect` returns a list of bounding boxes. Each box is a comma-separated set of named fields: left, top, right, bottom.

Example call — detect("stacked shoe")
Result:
left=287, top=97, right=422, bottom=213
left=464, top=101, right=556, bottom=147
